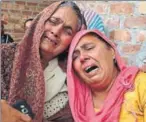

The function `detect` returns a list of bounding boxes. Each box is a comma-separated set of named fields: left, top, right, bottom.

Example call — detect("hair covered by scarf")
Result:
left=8, top=1, right=63, bottom=122
left=67, top=29, right=139, bottom=122
left=82, top=10, right=105, bottom=33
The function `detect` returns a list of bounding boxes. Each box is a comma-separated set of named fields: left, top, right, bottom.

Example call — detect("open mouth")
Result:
left=44, top=36, right=58, bottom=46
left=84, top=65, right=99, bottom=73
left=50, top=39, right=57, bottom=45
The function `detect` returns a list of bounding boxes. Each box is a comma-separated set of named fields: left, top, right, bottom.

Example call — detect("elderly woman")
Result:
left=1, top=1, right=86, bottom=122
left=67, top=29, right=146, bottom=122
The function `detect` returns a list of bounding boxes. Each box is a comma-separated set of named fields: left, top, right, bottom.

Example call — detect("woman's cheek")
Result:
left=74, top=61, right=80, bottom=73
left=62, top=37, right=72, bottom=46
left=40, top=41, right=54, bottom=53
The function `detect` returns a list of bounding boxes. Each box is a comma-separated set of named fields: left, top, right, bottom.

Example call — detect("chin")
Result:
left=87, top=81, right=105, bottom=90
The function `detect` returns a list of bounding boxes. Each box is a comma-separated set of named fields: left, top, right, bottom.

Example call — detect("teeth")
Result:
left=85, top=66, right=98, bottom=73
left=50, top=39, right=57, bottom=45
left=44, top=36, right=57, bottom=45
left=85, top=66, right=91, bottom=72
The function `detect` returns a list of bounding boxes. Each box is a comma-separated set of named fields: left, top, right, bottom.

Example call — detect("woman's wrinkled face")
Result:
left=72, top=34, right=116, bottom=89
left=40, top=6, right=79, bottom=61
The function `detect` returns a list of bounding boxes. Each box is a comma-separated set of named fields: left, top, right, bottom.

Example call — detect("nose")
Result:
left=80, top=54, right=89, bottom=63
left=51, top=24, right=63, bottom=37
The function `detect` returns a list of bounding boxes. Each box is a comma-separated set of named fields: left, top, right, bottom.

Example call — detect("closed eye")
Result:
left=47, top=18, right=57, bottom=25
left=83, top=45, right=95, bottom=51
left=81, top=43, right=95, bottom=51
left=64, top=26, right=73, bottom=36
left=47, top=17, right=62, bottom=26
left=72, top=51, right=80, bottom=61
left=85, top=46, right=94, bottom=50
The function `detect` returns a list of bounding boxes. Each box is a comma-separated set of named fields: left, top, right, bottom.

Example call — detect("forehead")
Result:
left=52, top=6, right=79, bottom=29
left=76, top=34, right=100, bottom=47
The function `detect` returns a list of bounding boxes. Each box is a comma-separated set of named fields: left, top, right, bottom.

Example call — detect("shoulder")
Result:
left=1, top=42, right=18, bottom=100
left=120, top=72, right=146, bottom=121
left=1, top=42, right=18, bottom=53
left=1, top=42, right=18, bottom=64
left=134, top=72, right=146, bottom=103
left=134, top=72, right=146, bottom=90
left=124, top=72, right=146, bottom=105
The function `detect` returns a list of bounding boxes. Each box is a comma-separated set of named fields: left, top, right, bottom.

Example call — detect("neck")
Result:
left=41, top=58, right=49, bottom=70
left=91, top=67, right=119, bottom=109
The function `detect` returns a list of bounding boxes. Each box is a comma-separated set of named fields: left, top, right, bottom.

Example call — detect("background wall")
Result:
left=1, top=0, right=53, bottom=41
left=76, top=1, right=146, bottom=66
left=1, top=0, right=146, bottom=66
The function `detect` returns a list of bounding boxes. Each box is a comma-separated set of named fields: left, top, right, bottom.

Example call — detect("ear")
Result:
left=110, top=47, right=115, bottom=59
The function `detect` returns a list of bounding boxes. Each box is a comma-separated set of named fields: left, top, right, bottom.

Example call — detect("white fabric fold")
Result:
left=44, top=58, right=67, bottom=102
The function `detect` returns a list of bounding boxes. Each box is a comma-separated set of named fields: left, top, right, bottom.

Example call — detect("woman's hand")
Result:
left=1, top=99, right=32, bottom=122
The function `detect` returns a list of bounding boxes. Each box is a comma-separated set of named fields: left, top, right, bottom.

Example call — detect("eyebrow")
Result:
left=73, top=42, right=94, bottom=53
left=80, top=42, right=94, bottom=48
left=51, top=17, right=74, bottom=32
left=64, top=26, right=73, bottom=32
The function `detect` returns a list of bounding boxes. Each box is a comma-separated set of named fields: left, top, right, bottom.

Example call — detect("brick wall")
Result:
left=1, top=0, right=53, bottom=41
left=76, top=1, right=146, bottom=66
left=1, top=1, right=146, bottom=66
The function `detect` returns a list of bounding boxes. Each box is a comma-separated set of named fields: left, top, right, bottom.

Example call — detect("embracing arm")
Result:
left=1, top=43, right=32, bottom=122
left=1, top=43, right=17, bottom=99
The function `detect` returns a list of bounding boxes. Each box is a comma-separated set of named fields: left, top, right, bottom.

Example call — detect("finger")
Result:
left=10, top=107, right=31, bottom=122
left=20, top=114, right=32, bottom=122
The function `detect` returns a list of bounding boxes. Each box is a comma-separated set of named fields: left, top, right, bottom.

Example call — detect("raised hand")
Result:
left=1, top=99, right=32, bottom=122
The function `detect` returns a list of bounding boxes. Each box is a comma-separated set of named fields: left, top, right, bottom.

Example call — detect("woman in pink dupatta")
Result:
left=67, top=29, right=146, bottom=122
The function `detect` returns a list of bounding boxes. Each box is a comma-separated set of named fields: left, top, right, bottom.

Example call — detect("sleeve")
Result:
left=1, top=43, right=17, bottom=100
left=144, top=102, right=146, bottom=122
left=137, top=72, right=146, bottom=122
left=46, top=102, right=74, bottom=122
left=144, top=79, right=146, bottom=122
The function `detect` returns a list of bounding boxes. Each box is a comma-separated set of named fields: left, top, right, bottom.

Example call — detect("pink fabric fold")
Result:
left=67, top=29, right=139, bottom=122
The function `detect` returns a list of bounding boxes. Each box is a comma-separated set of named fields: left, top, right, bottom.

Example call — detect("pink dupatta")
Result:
left=67, top=30, right=139, bottom=122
